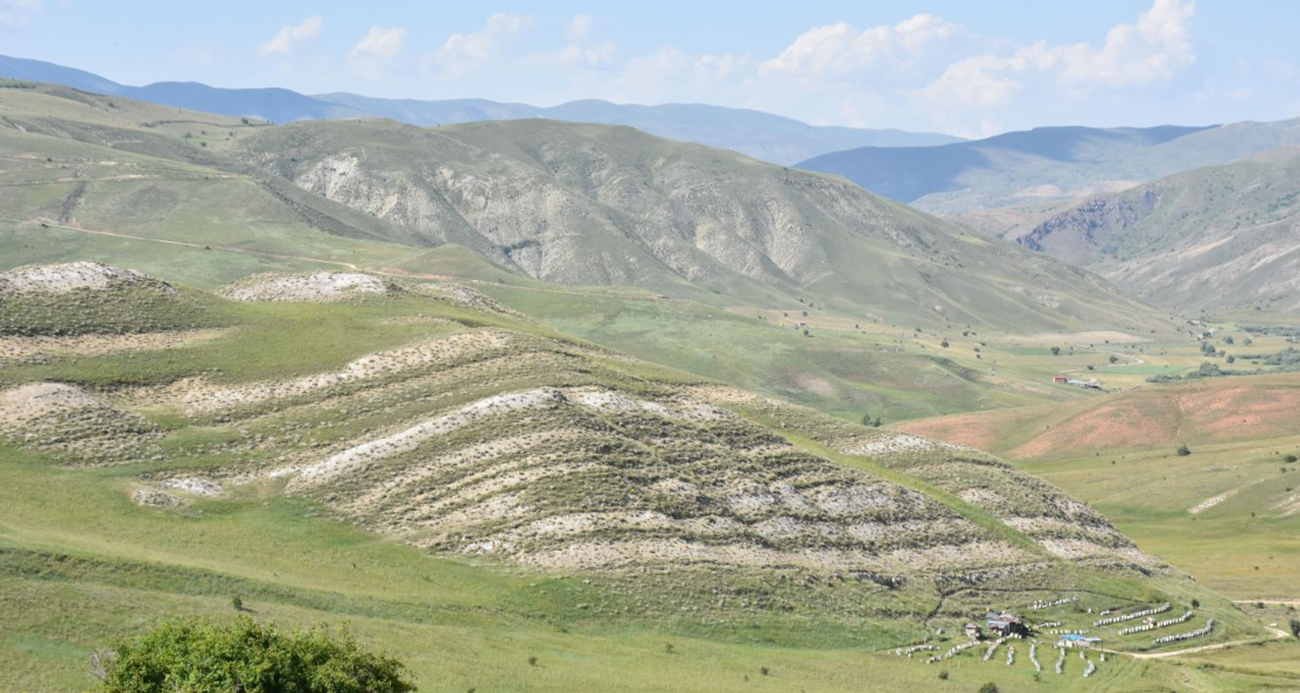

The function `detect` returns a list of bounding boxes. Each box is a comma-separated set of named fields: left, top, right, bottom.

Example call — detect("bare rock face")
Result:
left=0, top=262, right=209, bottom=337
left=229, top=119, right=1175, bottom=335
left=218, top=271, right=401, bottom=302
left=1018, top=195, right=1143, bottom=265
left=0, top=261, right=172, bottom=296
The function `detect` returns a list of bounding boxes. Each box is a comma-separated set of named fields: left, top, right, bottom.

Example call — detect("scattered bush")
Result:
left=1176, top=445, right=1192, bottom=457
left=93, top=617, right=414, bottom=693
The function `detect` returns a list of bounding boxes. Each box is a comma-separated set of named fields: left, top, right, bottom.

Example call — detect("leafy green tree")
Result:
left=1176, top=445, right=1192, bottom=457
left=1290, top=618, right=1300, bottom=638
left=95, top=617, right=415, bottom=693
left=1050, top=346, right=1061, bottom=356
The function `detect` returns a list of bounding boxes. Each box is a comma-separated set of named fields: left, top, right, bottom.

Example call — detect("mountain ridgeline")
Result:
left=227, top=117, right=1174, bottom=333
left=798, top=120, right=1300, bottom=213
left=1014, top=149, right=1300, bottom=313
left=0, top=53, right=959, bottom=164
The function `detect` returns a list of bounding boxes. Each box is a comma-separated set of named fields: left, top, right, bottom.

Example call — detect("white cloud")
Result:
left=258, top=15, right=323, bottom=57
left=535, top=42, right=616, bottom=69
left=348, top=25, right=407, bottom=77
left=566, top=14, right=593, bottom=42
left=921, top=0, right=1196, bottom=114
left=760, top=13, right=965, bottom=78
left=0, top=0, right=41, bottom=28
left=425, top=12, right=534, bottom=80
left=1058, top=0, right=1197, bottom=86
left=608, top=47, right=753, bottom=106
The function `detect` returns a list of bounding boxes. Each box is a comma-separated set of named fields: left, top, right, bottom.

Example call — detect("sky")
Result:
left=2, top=0, right=1298, bottom=137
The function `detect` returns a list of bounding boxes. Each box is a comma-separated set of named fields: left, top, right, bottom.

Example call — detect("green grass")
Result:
left=0, top=439, right=1283, bottom=693
left=0, top=82, right=1295, bottom=691
left=1019, top=435, right=1300, bottom=600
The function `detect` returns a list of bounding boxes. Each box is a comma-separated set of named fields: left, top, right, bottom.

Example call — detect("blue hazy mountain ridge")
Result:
left=796, top=120, right=1300, bottom=212
left=0, top=53, right=960, bottom=164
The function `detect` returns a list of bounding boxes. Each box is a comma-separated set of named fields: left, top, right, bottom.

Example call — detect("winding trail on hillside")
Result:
left=4, top=216, right=673, bottom=305
left=1125, top=635, right=1287, bottom=659
left=3, top=215, right=361, bottom=270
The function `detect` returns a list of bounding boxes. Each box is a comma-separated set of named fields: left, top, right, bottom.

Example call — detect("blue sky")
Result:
left=2, top=0, right=1298, bottom=136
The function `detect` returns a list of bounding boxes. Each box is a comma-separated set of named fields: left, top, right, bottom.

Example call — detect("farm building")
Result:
left=964, top=623, right=983, bottom=639
left=1052, top=374, right=1104, bottom=390
left=1058, top=633, right=1102, bottom=648
left=985, top=611, right=1029, bottom=637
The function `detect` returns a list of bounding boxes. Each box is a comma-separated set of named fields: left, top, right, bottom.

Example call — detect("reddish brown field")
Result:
left=896, top=375, right=1300, bottom=460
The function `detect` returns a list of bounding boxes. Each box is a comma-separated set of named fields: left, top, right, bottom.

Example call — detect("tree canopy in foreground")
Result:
left=95, top=617, right=416, bottom=693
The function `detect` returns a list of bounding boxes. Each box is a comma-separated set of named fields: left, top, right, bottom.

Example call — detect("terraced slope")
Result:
left=894, top=375, right=1300, bottom=601
left=0, top=266, right=1270, bottom=690
left=0, top=266, right=1177, bottom=585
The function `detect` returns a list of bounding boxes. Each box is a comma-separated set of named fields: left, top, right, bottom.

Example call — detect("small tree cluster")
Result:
left=94, top=617, right=415, bottom=693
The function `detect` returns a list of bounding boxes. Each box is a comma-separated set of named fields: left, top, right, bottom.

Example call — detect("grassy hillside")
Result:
left=0, top=80, right=1199, bottom=422
left=0, top=264, right=1275, bottom=691
left=0, top=79, right=1180, bottom=338
left=798, top=119, right=1300, bottom=213
left=227, top=116, right=1179, bottom=335
left=1014, top=149, right=1300, bottom=313
left=896, top=372, right=1300, bottom=602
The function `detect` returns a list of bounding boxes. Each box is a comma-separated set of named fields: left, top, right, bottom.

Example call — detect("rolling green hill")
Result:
left=1013, top=149, right=1300, bottom=313
left=0, top=264, right=1265, bottom=691
left=0, top=79, right=1174, bottom=336
left=897, top=374, right=1300, bottom=601
left=0, top=82, right=1296, bottom=692
left=226, top=116, right=1178, bottom=335
left=1, top=80, right=1215, bottom=421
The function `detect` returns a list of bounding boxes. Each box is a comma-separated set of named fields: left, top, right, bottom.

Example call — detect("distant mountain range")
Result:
left=0, top=81, right=1171, bottom=334
left=1013, top=148, right=1300, bottom=314
left=798, top=120, right=1300, bottom=212
left=0, top=54, right=961, bottom=164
